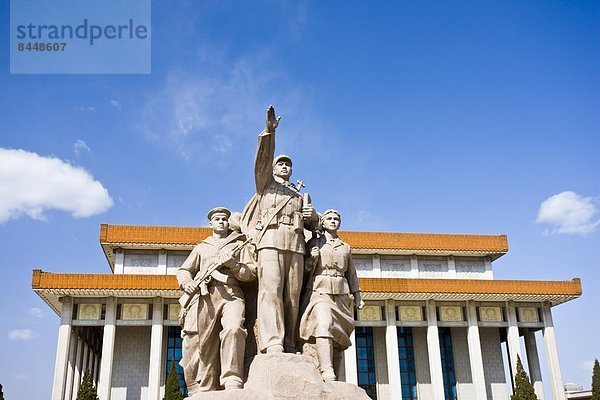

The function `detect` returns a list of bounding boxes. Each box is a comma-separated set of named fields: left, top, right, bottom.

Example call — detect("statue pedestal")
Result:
left=186, top=353, right=370, bottom=400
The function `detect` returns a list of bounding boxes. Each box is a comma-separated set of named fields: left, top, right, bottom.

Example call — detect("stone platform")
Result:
left=186, top=353, right=370, bottom=400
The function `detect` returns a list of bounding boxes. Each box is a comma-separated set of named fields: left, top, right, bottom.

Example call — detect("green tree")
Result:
left=592, top=359, right=600, bottom=400
left=0, top=383, right=4, bottom=400
left=76, top=370, right=99, bottom=400
left=511, top=355, right=538, bottom=400
left=163, top=359, right=184, bottom=400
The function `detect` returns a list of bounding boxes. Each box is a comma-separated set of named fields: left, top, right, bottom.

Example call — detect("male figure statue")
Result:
left=177, top=207, right=256, bottom=393
left=242, top=105, right=318, bottom=354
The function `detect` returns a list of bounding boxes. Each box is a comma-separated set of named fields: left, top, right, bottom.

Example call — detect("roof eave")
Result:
left=34, top=287, right=578, bottom=317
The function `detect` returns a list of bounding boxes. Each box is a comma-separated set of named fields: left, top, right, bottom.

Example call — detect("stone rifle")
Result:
left=179, top=236, right=253, bottom=310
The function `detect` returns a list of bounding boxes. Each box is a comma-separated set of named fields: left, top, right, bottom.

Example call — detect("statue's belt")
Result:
left=255, top=196, right=294, bottom=243
left=319, top=269, right=343, bottom=277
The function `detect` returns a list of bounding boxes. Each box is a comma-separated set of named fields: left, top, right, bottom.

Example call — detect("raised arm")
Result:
left=254, top=105, right=280, bottom=193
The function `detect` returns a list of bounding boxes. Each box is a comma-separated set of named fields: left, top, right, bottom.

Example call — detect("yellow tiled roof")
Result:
left=358, top=277, right=582, bottom=296
left=100, top=224, right=508, bottom=253
left=338, top=231, right=508, bottom=252
left=32, top=270, right=580, bottom=297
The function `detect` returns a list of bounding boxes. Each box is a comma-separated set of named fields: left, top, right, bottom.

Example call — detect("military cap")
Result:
left=207, top=207, right=231, bottom=220
left=273, top=154, right=293, bottom=167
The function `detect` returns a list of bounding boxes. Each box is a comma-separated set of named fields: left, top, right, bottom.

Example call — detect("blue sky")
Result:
left=0, top=1, right=598, bottom=398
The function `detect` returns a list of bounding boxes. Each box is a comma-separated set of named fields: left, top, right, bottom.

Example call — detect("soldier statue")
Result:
left=241, top=105, right=319, bottom=354
left=177, top=207, right=256, bottom=393
left=299, top=209, right=364, bottom=381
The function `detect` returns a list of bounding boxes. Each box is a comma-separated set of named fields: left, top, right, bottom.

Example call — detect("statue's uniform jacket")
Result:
left=176, top=232, right=255, bottom=392
left=299, top=235, right=360, bottom=350
left=243, top=130, right=305, bottom=253
left=242, top=129, right=315, bottom=352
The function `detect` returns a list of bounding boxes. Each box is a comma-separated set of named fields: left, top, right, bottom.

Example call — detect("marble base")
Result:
left=186, top=353, right=369, bottom=400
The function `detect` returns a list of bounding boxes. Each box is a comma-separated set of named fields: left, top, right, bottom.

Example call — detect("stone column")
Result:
left=114, top=249, right=124, bottom=274
left=158, top=250, right=167, bottom=275
left=344, top=330, right=358, bottom=385
left=94, top=352, right=101, bottom=385
left=372, top=328, right=389, bottom=399
left=71, top=337, right=84, bottom=400
left=542, top=303, right=565, bottom=400
left=64, top=328, right=78, bottom=400
left=98, top=297, right=117, bottom=400
left=524, top=329, right=545, bottom=399
left=89, top=348, right=96, bottom=385
left=483, top=256, right=493, bottom=279
left=89, top=340, right=96, bottom=376
left=410, top=255, right=419, bottom=278
left=372, top=254, right=382, bottom=278
left=506, top=301, right=522, bottom=379
left=83, top=342, right=91, bottom=375
left=93, top=329, right=101, bottom=384
left=51, top=296, right=73, bottom=400
left=385, top=300, right=402, bottom=399
left=466, top=302, right=488, bottom=399
left=148, top=297, right=164, bottom=400
left=425, top=300, right=445, bottom=399
left=447, top=256, right=457, bottom=278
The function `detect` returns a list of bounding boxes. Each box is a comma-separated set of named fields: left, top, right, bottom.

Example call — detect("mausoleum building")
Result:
left=33, top=224, right=582, bottom=400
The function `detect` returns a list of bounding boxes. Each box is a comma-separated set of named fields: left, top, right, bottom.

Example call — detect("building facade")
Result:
left=33, top=224, right=582, bottom=400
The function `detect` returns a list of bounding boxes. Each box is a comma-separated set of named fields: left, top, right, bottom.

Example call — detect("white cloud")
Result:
left=536, top=191, right=600, bottom=235
left=140, top=51, right=288, bottom=161
left=109, top=99, right=122, bottom=110
left=353, top=210, right=372, bottom=223
left=213, top=135, right=232, bottom=154
left=73, top=139, right=91, bottom=157
left=0, top=148, right=114, bottom=223
left=28, top=307, right=44, bottom=319
left=139, top=47, right=327, bottom=167
left=279, top=1, right=308, bottom=41
left=74, top=106, right=96, bottom=112
left=8, top=329, right=37, bottom=340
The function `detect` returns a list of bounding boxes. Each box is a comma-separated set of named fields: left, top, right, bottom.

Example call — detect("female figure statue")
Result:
left=299, top=209, right=365, bottom=381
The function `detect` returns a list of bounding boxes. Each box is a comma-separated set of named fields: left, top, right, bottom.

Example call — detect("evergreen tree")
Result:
left=592, top=359, right=600, bottom=400
left=511, top=355, right=538, bottom=400
left=163, top=359, right=184, bottom=400
left=76, top=370, right=99, bottom=400
left=0, top=383, right=4, bottom=400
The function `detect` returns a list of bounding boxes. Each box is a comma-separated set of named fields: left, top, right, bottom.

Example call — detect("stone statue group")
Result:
left=176, top=106, right=364, bottom=395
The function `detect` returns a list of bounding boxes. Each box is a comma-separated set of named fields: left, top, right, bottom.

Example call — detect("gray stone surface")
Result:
left=186, top=353, right=370, bottom=400
left=480, top=327, right=508, bottom=400
left=111, top=326, right=151, bottom=400
left=451, top=327, right=475, bottom=400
